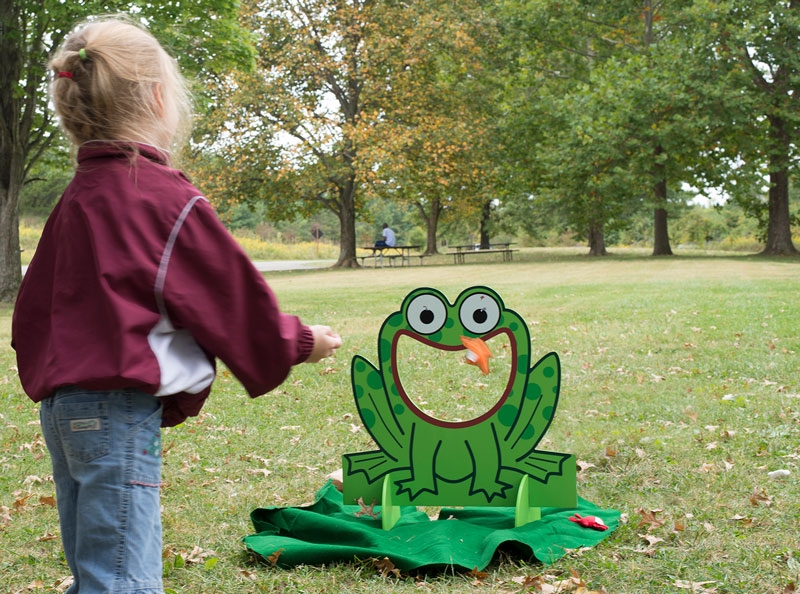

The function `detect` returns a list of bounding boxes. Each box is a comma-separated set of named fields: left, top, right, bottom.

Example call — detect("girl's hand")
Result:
left=305, top=325, right=342, bottom=363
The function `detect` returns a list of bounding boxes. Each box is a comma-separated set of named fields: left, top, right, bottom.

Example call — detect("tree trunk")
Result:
left=479, top=200, right=491, bottom=249
left=652, top=146, right=673, bottom=256
left=0, top=186, right=22, bottom=302
left=0, top=2, right=24, bottom=301
left=587, top=219, right=607, bottom=256
left=334, top=177, right=359, bottom=267
left=761, top=116, right=798, bottom=255
left=652, top=207, right=673, bottom=256
left=762, top=167, right=797, bottom=255
left=416, top=197, right=441, bottom=255
left=0, top=109, right=24, bottom=301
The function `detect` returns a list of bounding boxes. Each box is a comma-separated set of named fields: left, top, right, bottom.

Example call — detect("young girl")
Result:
left=12, top=17, right=341, bottom=594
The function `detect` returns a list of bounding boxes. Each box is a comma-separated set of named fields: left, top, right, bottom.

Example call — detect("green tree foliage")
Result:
left=190, top=0, right=497, bottom=262
left=691, top=0, right=800, bottom=255
left=498, top=0, right=729, bottom=256
left=190, top=0, right=398, bottom=266
left=356, top=2, right=503, bottom=254
left=0, top=0, right=250, bottom=300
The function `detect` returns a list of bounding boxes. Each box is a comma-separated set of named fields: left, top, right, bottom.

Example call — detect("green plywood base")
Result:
left=514, top=475, right=541, bottom=527
left=375, top=470, right=572, bottom=531
left=381, top=473, right=402, bottom=530
left=378, top=473, right=545, bottom=531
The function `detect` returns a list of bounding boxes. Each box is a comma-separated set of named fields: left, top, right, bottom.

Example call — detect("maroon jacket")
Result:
left=12, top=142, right=313, bottom=426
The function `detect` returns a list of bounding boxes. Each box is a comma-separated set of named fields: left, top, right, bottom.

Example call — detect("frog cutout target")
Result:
left=343, top=287, right=577, bottom=529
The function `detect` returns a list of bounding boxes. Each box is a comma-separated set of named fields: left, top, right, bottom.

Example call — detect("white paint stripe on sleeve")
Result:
left=148, top=195, right=215, bottom=396
left=154, top=195, right=207, bottom=315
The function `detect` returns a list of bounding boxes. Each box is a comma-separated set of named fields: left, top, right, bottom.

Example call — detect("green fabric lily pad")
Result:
left=245, top=481, right=619, bottom=571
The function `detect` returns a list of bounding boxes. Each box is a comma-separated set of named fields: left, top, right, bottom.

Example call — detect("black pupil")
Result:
left=420, top=309, right=435, bottom=325
left=473, top=309, right=487, bottom=324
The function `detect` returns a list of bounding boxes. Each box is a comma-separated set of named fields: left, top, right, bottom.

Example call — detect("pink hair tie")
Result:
left=57, top=71, right=73, bottom=79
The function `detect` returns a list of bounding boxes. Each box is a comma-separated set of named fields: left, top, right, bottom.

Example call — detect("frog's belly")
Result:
left=434, top=440, right=472, bottom=482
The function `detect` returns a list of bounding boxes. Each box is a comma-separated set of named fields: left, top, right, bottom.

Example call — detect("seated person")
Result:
left=374, top=223, right=396, bottom=248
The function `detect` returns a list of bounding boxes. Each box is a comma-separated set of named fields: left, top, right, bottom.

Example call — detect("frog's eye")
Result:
left=406, top=293, right=447, bottom=335
left=459, top=293, right=501, bottom=335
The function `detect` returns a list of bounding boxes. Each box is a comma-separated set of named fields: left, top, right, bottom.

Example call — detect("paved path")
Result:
left=21, top=259, right=336, bottom=276
left=252, top=260, right=335, bottom=271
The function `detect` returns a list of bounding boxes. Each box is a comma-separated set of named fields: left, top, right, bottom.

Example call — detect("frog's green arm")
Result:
left=504, top=352, right=561, bottom=455
left=350, top=354, right=406, bottom=462
left=501, top=352, right=572, bottom=483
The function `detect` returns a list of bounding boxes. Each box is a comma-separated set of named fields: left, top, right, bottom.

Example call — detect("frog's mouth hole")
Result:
left=391, top=328, right=517, bottom=428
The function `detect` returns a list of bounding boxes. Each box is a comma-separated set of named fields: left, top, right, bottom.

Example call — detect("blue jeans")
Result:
left=39, top=387, right=164, bottom=593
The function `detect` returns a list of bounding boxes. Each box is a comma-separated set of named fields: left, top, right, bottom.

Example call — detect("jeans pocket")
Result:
left=130, top=397, right=163, bottom=487
left=57, top=400, right=111, bottom=463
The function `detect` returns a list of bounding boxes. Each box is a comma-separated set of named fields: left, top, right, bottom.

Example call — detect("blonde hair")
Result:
left=49, top=16, right=193, bottom=157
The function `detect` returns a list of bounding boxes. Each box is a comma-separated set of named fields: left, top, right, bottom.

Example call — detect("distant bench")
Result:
left=358, top=254, right=428, bottom=267
left=449, top=243, right=518, bottom=264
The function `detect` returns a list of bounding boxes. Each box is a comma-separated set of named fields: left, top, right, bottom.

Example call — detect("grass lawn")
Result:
left=1, top=251, right=799, bottom=593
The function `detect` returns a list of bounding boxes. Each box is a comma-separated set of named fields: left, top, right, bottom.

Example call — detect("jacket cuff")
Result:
left=295, top=325, right=315, bottom=364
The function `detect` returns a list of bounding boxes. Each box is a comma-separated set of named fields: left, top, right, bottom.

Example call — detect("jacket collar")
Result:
left=77, top=141, right=171, bottom=166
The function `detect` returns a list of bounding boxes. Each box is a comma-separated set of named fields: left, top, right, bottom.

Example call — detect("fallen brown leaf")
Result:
left=184, top=545, right=217, bottom=564
left=468, top=566, right=489, bottom=585
left=267, top=547, right=285, bottom=567
left=325, top=468, right=344, bottom=492
left=355, top=497, right=380, bottom=519
left=639, top=533, right=664, bottom=546
left=1, top=505, right=12, bottom=527
left=13, top=494, right=31, bottom=511
left=636, top=507, right=666, bottom=531
left=750, top=488, right=773, bottom=507
left=36, top=531, right=58, bottom=542
left=673, top=579, right=717, bottom=593
left=371, top=556, right=401, bottom=578
left=53, top=576, right=73, bottom=592
left=635, top=546, right=658, bottom=557
left=730, top=514, right=754, bottom=527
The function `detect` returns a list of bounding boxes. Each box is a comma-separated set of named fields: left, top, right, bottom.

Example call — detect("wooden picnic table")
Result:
left=359, top=245, right=424, bottom=268
left=449, top=242, right=517, bottom=264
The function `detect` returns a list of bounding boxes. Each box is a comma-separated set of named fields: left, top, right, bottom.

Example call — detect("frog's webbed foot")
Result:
left=468, top=476, right=514, bottom=503
left=394, top=471, right=438, bottom=502
left=344, top=450, right=401, bottom=484
left=517, top=450, right=572, bottom=483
